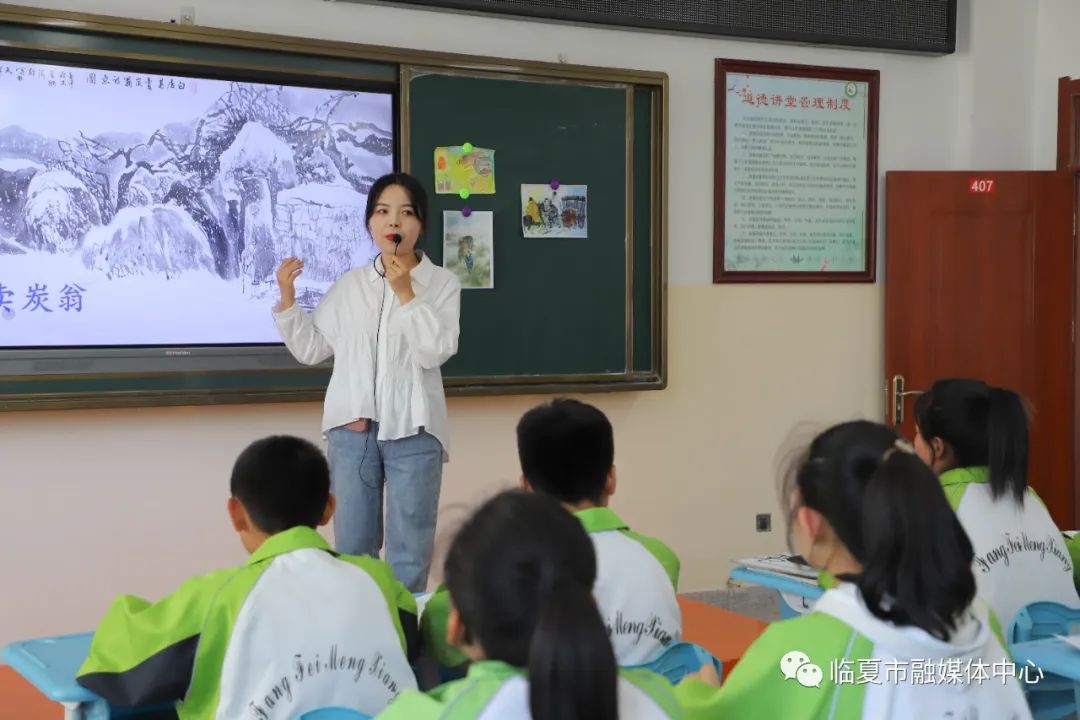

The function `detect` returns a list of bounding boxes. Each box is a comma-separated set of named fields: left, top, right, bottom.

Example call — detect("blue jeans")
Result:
left=326, top=422, right=443, bottom=592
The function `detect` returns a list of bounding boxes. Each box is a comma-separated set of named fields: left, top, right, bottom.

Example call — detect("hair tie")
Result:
left=882, top=438, right=915, bottom=462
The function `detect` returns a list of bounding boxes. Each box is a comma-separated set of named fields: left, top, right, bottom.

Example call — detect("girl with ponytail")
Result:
left=676, top=421, right=1031, bottom=720
left=914, top=378, right=1078, bottom=627
left=377, top=490, right=681, bottom=720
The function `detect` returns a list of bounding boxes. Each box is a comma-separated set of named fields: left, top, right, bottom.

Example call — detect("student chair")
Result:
left=1010, top=602, right=1080, bottom=645
left=628, top=641, right=724, bottom=685
left=297, top=708, right=371, bottom=720
left=1008, top=601, right=1080, bottom=720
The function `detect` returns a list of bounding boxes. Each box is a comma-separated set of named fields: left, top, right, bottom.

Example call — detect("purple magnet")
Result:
left=549, top=180, right=560, bottom=190
left=461, top=206, right=472, bottom=217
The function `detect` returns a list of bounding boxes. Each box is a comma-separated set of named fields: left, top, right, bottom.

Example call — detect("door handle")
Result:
left=890, top=374, right=924, bottom=426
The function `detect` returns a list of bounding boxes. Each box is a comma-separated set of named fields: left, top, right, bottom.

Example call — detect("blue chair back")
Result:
left=1007, top=601, right=1080, bottom=720
left=297, top=708, right=371, bottom=720
left=1009, top=601, right=1080, bottom=644
left=628, top=641, right=723, bottom=685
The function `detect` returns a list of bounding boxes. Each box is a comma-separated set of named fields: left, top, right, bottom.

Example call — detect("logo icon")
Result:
left=844, top=82, right=858, bottom=98
left=780, top=650, right=824, bottom=688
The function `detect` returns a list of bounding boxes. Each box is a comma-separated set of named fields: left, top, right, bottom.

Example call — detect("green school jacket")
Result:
left=675, top=612, right=871, bottom=719
left=77, top=526, right=418, bottom=719
left=675, top=585, right=1028, bottom=720
left=1065, top=533, right=1080, bottom=589
left=376, top=659, right=684, bottom=719
left=940, top=466, right=1078, bottom=628
left=420, top=506, right=681, bottom=667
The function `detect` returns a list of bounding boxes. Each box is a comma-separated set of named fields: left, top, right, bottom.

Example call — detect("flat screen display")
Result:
left=0, top=56, right=394, bottom=350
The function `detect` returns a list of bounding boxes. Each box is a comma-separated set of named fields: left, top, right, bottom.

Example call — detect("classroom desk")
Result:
left=4, top=599, right=770, bottom=717
left=1, top=633, right=166, bottom=720
left=729, top=566, right=824, bottom=619
left=0, top=664, right=62, bottom=720
left=677, top=595, right=769, bottom=676
left=2, top=633, right=105, bottom=720
left=1011, top=636, right=1080, bottom=678
left=1010, top=636, right=1080, bottom=713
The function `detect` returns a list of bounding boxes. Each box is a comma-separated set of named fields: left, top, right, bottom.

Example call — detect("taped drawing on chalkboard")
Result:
left=434, top=145, right=495, bottom=194
left=443, top=210, right=494, bottom=289
left=521, top=184, right=587, bottom=238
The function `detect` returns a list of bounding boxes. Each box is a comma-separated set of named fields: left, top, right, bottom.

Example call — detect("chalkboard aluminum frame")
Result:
left=713, top=58, right=879, bottom=284
left=0, top=3, right=668, bottom=409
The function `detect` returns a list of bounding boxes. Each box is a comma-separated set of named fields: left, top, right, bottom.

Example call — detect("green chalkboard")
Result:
left=409, top=70, right=633, bottom=380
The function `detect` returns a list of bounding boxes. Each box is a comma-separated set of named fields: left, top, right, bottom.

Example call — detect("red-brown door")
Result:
left=885, top=171, right=1076, bottom=528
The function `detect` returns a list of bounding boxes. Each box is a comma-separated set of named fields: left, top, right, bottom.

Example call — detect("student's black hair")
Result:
left=230, top=435, right=330, bottom=534
left=444, top=490, right=617, bottom=720
left=784, top=421, right=976, bottom=641
left=516, top=398, right=614, bottom=505
left=913, top=378, right=1029, bottom=505
left=364, top=172, right=429, bottom=234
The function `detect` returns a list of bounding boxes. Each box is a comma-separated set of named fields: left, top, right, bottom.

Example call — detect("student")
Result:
left=378, top=490, right=682, bottom=719
left=421, top=398, right=681, bottom=668
left=676, top=421, right=1032, bottom=720
left=274, top=172, right=461, bottom=592
left=913, top=378, right=1079, bottom=626
left=77, top=436, right=419, bottom=719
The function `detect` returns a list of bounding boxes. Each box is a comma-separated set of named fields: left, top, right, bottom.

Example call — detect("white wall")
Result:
left=1032, top=0, right=1080, bottom=169
left=0, top=0, right=1052, bottom=645
left=953, top=0, right=1039, bottom=170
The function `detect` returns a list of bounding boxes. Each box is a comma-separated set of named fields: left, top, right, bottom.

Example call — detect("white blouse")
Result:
left=273, top=254, right=461, bottom=459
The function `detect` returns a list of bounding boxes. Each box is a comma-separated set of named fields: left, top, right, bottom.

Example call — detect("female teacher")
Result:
left=273, top=172, right=461, bottom=591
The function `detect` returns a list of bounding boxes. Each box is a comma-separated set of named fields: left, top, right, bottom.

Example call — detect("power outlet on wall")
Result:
left=180, top=6, right=195, bottom=25
left=755, top=513, right=772, bottom=532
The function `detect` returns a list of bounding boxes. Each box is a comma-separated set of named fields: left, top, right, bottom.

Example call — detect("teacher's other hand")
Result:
left=385, top=256, right=415, bottom=305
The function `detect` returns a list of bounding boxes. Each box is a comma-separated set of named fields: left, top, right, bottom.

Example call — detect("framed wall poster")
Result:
left=714, top=59, right=879, bottom=283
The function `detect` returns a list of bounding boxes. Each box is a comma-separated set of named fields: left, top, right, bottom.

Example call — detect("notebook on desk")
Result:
left=733, top=553, right=820, bottom=582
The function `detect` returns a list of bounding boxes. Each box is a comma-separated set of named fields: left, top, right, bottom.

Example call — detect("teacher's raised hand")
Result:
left=275, top=256, right=305, bottom=310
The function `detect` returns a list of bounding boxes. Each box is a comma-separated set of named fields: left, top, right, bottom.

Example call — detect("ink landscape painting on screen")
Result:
left=0, top=58, right=394, bottom=348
